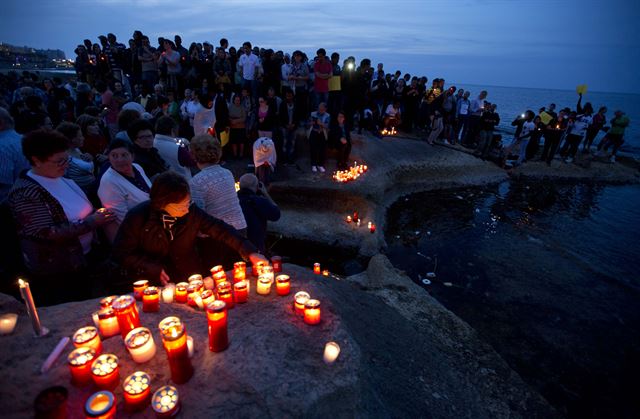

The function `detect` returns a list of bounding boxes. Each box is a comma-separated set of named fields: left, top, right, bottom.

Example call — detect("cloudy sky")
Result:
left=2, top=0, right=639, bottom=93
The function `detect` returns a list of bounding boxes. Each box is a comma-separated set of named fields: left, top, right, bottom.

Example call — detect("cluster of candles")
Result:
left=332, top=162, right=368, bottom=183
left=12, top=255, right=339, bottom=416
left=345, top=211, right=376, bottom=233
left=381, top=127, right=398, bottom=136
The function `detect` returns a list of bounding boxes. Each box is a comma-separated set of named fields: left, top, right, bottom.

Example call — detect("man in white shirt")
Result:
left=239, top=41, right=260, bottom=99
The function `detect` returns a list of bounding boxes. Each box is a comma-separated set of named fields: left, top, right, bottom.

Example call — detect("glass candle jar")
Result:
left=159, top=318, right=193, bottom=384
left=200, top=290, right=215, bottom=307
left=313, top=263, right=321, bottom=274
left=275, top=275, right=290, bottom=296
left=261, top=266, right=274, bottom=283
left=96, top=308, right=120, bottom=338
left=304, top=299, right=321, bottom=325
left=122, top=371, right=151, bottom=411
left=256, top=277, right=272, bottom=295
left=233, top=281, right=248, bottom=304
left=72, top=326, right=102, bottom=355
left=212, top=270, right=227, bottom=287
left=271, top=256, right=282, bottom=273
left=125, top=327, right=157, bottom=363
left=206, top=300, right=229, bottom=352
left=252, top=261, right=265, bottom=278
left=67, top=347, right=96, bottom=386
left=142, top=287, right=160, bottom=312
left=294, top=291, right=310, bottom=315
left=112, top=295, right=141, bottom=339
left=216, top=281, right=234, bottom=309
left=161, top=284, right=175, bottom=303
left=84, top=390, right=116, bottom=418
left=91, top=354, right=120, bottom=390
left=132, top=280, right=149, bottom=301
left=233, top=261, right=246, bottom=282
left=99, top=295, right=118, bottom=309
left=174, top=282, right=189, bottom=304
left=151, top=385, right=180, bottom=418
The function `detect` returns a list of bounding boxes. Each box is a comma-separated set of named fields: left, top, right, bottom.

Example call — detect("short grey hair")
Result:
left=239, top=173, right=258, bottom=192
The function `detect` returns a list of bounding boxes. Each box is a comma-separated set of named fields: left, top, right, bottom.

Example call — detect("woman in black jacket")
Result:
left=113, top=171, right=267, bottom=284
left=329, top=111, right=352, bottom=170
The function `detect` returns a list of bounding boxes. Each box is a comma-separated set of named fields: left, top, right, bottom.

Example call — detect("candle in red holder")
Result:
left=142, top=287, right=160, bottom=312
left=216, top=281, right=234, bottom=309
left=84, top=390, right=116, bottom=419
left=353, top=211, right=359, bottom=223
left=151, top=385, right=180, bottom=418
left=112, top=295, right=141, bottom=339
left=206, top=300, right=229, bottom=352
left=186, top=283, right=201, bottom=307
left=188, top=273, right=203, bottom=284
left=122, top=371, right=151, bottom=412
left=294, top=291, right=310, bottom=315
left=275, top=275, right=291, bottom=296
left=210, top=265, right=223, bottom=276
left=271, top=256, right=282, bottom=273
left=304, top=299, right=321, bottom=325
left=174, top=282, right=188, bottom=304
left=233, top=261, right=246, bottom=282
left=252, top=261, right=265, bottom=277
left=212, top=270, right=227, bottom=287
left=313, top=263, right=321, bottom=275
left=68, top=347, right=96, bottom=386
left=159, top=318, right=193, bottom=384
left=233, top=281, right=248, bottom=303
left=368, top=221, right=376, bottom=233
left=200, top=290, right=215, bottom=307
left=72, top=326, right=102, bottom=354
left=97, top=308, right=120, bottom=338
left=125, top=327, right=157, bottom=363
left=132, top=280, right=148, bottom=301
left=261, top=265, right=274, bottom=282
left=99, top=295, right=117, bottom=309
left=91, top=354, right=120, bottom=390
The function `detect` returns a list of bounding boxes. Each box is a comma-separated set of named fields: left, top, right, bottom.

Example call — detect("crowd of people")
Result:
left=0, top=29, right=632, bottom=304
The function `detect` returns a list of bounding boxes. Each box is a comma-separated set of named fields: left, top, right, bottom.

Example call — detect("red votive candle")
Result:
left=252, top=261, right=265, bottom=277
left=216, top=281, right=234, bottom=309
left=159, top=318, right=193, bottom=384
left=275, top=275, right=291, bottom=296
left=233, top=281, right=248, bottom=303
left=151, top=385, right=180, bottom=418
left=84, top=390, right=116, bottom=419
left=209, top=265, right=223, bottom=276
left=97, top=308, right=120, bottom=338
left=233, top=261, right=246, bottom=282
left=186, top=283, right=200, bottom=307
left=304, top=299, right=321, bottom=325
left=99, top=295, right=117, bottom=309
left=313, top=263, right=321, bottom=275
left=142, top=287, right=160, bottom=312
left=174, top=282, right=188, bottom=304
left=122, top=371, right=151, bottom=412
left=112, top=295, right=140, bottom=339
left=132, top=280, right=148, bottom=301
left=206, top=300, right=229, bottom=352
left=188, top=274, right=203, bottom=284
left=271, top=256, right=282, bottom=273
left=68, top=347, right=96, bottom=386
left=294, top=291, right=310, bottom=315
left=212, top=270, right=227, bottom=287
left=73, top=326, right=102, bottom=355
left=91, top=354, right=120, bottom=390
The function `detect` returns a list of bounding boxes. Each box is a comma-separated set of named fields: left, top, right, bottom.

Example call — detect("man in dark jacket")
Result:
left=237, top=174, right=281, bottom=255
left=113, top=171, right=266, bottom=284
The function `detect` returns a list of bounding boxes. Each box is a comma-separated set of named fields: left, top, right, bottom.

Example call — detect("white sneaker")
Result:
left=311, top=166, right=318, bottom=172
left=318, top=166, right=326, bottom=173
left=610, top=155, right=616, bottom=163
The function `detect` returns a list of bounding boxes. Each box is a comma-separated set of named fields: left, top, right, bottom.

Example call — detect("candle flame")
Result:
left=18, top=278, right=26, bottom=287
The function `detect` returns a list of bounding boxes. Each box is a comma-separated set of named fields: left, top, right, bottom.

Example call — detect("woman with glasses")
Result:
left=98, top=139, right=152, bottom=243
left=113, top=171, right=267, bottom=285
left=8, top=129, right=115, bottom=305
left=128, top=119, right=168, bottom=180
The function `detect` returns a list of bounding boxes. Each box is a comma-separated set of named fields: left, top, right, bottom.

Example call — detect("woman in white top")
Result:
left=98, top=139, right=152, bottom=242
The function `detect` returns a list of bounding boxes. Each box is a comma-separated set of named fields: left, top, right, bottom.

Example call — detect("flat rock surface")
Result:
left=0, top=262, right=556, bottom=418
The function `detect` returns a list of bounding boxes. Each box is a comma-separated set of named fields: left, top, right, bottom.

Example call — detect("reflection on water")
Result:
left=385, top=181, right=640, bottom=418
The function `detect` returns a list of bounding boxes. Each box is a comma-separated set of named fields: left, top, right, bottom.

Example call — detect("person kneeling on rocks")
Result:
left=237, top=174, right=281, bottom=255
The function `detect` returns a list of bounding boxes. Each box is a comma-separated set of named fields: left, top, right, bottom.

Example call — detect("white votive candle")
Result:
left=256, top=277, right=272, bottom=295
left=161, top=285, right=175, bottom=304
left=323, top=342, right=341, bottom=364
left=125, top=327, right=157, bottom=363
left=0, top=313, right=18, bottom=335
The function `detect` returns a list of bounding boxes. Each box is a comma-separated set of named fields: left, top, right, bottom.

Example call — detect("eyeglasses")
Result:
left=48, top=155, right=72, bottom=167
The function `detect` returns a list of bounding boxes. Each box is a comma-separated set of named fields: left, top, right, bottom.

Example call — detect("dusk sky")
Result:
left=2, top=0, right=639, bottom=93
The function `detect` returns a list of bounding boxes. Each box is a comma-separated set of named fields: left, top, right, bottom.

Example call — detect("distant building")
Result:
left=0, top=42, right=71, bottom=69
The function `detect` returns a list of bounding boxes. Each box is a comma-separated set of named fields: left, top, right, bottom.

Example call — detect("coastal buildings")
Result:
left=0, top=42, right=72, bottom=69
